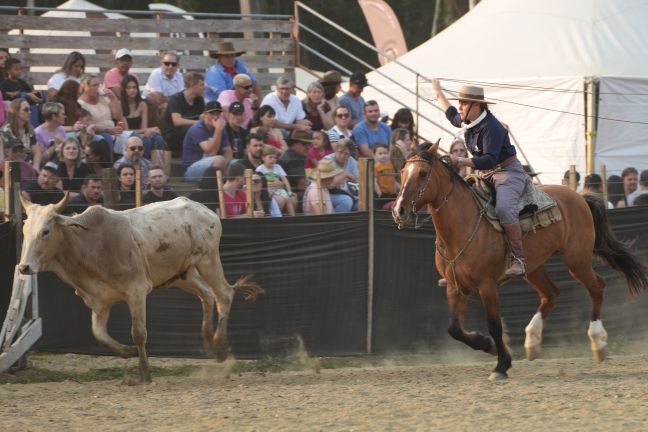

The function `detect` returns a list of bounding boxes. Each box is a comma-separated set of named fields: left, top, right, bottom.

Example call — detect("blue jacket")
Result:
left=205, top=59, right=257, bottom=102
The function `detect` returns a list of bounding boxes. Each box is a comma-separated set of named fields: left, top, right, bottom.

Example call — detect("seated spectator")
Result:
left=616, top=167, right=639, bottom=208
left=260, top=76, right=310, bottom=134
left=35, top=102, right=67, bottom=163
left=250, top=105, right=286, bottom=152
left=114, top=136, right=152, bottom=186
left=205, top=42, right=261, bottom=103
left=327, top=105, right=354, bottom=148
left=0, top=135, right=39, bottom=188
left=143, top=165, right=178, bottom=204
left=57, top=137, right=91, bottom=194
left=562, top=169, right=581, bottom=190
left=223, top=101, right=249, bottom=160
left=120, top=74, right=167, bottom=166
left=278, top=130, right=311, bottom=192
left=220, top=163, right=253, bottom=218
left=353, top=100, right=392, bottom=158
left=390, top=107, right=416, bottom=141
left=634, top=194, right=648, bottom=206
left=21, top=161, right=65, bottom=205
left=161, top=72, right=205, bottom=158
left=51, top=80, right=82, bottom=132
left=78, top=74, right=124, bottom=155
left=627, top=169, right=648, bottom=206
left=319, top=70, right=342, bottom=118
left=65, top=174, right=104, bottom=215
left=83, top=137, right=112, bottom=176
left=256, top=145, right=297, bottom=216
left=338, top=72, right=368, bottom=127
left=303, top=159, right=343, bottom=215
left=0, top=48, right=9, bottom=84
left=104, top=49, right=138, bottom=98
left=583, top=173, right=614, bottom=209
left=2, top=98, right=41, bottom=169
left=252, top=171, right=282, bottom=217
left=234, top=132, right=264, bottom=171
left=188, top=165, right=220, bottom=213
left=305, top=130, right=333, bottom=170
left=323, top=138, right=359, bottom=212
left=0, top=58, right=43, bottom=105
left=217, top=73, right=255, bottom=129
left=373, top=143, right=400, bottom=210
left=46, top=51, right=85, bottom=99
left=117, top=163, right=136, bottom=210
left=143, top=51, right=184, bottom=111
left=302, top=81, right=333, bottom=131
left=446, top=138, right=467, bottom=178
left=183, top=101, right=231, bottom=181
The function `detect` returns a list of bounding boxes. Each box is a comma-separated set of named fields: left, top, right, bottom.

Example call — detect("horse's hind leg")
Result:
left=524, top=266, right=561, bottom=360
left=446, top=285, right=496, bottom=355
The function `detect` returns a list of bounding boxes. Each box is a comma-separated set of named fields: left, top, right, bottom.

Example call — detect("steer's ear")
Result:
left=57, top=215, right=88, bottom=230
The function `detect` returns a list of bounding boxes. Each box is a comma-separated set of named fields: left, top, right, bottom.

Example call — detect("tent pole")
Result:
left=585, top=78, right=599, bottom=175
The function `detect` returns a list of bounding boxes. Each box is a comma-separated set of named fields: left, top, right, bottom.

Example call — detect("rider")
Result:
left=431, top=80, right=530, bottom=278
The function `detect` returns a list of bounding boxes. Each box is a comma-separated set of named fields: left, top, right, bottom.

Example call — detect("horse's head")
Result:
left=392, top=139, right=447, bottom=228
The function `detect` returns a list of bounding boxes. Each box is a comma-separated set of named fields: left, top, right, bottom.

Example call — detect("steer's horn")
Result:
left=53, top=192, right=70, bottom=214
left=19, top=192, right=33, bottom=212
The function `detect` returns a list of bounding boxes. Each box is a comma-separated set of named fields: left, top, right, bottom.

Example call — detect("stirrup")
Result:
left=505, top=256, right=527, bottom=277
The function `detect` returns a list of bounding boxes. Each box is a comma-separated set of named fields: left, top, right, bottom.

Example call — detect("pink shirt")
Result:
left=217, top=90, right=253, bottom=129
left=303, top=181, right=334, bottom=215
left=104, top=67, right=138, bottom=90
left=305, top=147, right=333, bottom=169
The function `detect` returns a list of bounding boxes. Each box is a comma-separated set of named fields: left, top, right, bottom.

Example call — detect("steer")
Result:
left=18, top=194, right=263, bottom=383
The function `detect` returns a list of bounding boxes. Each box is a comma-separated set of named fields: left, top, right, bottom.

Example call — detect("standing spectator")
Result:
left=104, top=49, right=138, bottom=99
left=35, top=102, right=67, bottom=164
left=278, top=130, right=311, bottom=192
left=223, top=101, right=249, bottom=160
left=303, top=159, right=342, bottom=215
left=217, top=73, right=255, bottom=129
left=0, top=58, right=43, bottom=105
left=21, top=162, right=64, bottom=205
left=260, top=76, right=310, bottom=134
left=46, top=51, right=85, bottom=99
left=323, top=138, right=359, bottom=213
left=234, top=132, right=264, bottom=171
left=305, top=130, right=333, bottom=170
left=583, top=173, right=614, bottom=209
left=2, top=98, right=41, bottom=169
left=51, top=80, right=81, bottom=130
left=373, top=143, right=399, bottom=210
left=143, top=52, right=184, bottom=109
left=562, top=169, right=581, bottom=190
left=113, top=136, right=152, bottom=186
left=65, top=174, right=104, bottom=215
left=390, top=108, right=416, bottom=140
left=606, top=174, right=624, bottom=208
left=77, top=74, right=124, bottom=155
left=205, top=42, right=261, bottom=103
left=627, top=169, right=648, bottom=206
left=161, top=72, right=205, bottom=159
left=250, top=105, right=286, bottom=152
left=352, top=100, right=392, bottom=158
left=57, top=137, right=91, bottom=194
left=0, top=135, right=38, bottom=188
left=256, top=145, right=297, bottom=216
left=302, top=81, right=333, bottom=131
left=327, top=105, right=354, bottom=148
left=319, top=70, right=343, bottom=117
left=143, top=165, right=178, bottom=204
left=616, top=167, right=638, bottom=207
left=338, top=71, right=368, bottom=127
left=117, top=163, right=136, bottom=210
left=183, top=101, right=231, bottom=181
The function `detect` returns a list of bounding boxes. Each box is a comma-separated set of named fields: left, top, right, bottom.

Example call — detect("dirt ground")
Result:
left=1, top=348, right=648, bottom=432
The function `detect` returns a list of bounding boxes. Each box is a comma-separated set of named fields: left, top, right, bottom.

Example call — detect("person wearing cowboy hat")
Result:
left=431, top=79, right=531, bottom=279
left=303, top=158, right=344, bottom=215
left=205, top=42, right=261, bottom=103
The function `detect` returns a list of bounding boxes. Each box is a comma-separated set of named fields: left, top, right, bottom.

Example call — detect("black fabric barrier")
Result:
left=35, top=213, right=369, bottom=358
left=0, top=222, right=17, bottom=320
left=372, top=206, right=648, bottom=353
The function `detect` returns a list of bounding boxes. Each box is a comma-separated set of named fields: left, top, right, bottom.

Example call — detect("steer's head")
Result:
left=19, top=193, right=84, bottom=275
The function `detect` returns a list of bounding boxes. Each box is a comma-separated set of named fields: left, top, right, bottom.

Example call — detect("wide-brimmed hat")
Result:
left=447, top=85, right=496, bottom=104
left=310, top=159, right=343, bottom=180
left=209, top=42, right=244, bottom=59
left=287, top=130, right=313, bottom=145
left=320, top=70, right=342, bottom=85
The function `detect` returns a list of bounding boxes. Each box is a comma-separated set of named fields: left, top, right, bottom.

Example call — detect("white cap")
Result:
left=115, top=48, right=133, bottom=59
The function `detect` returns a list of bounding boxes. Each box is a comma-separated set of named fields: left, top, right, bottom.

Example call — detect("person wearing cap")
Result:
left=182, top=101, right=231, bottom=181
left=205, top=42, right=260, bottom=103
left=432, top=79, right=530, bottom=278
left=104, top=48, right=138, bottom=99
left=339, top=71, right=368, bottom=127
left=0, top=134, right=39, bottom=188
left=303, top=158, right=344, bottom=215
left=278, top=130, right=312, bottom=193
left=627, top=169, right=648, bottom=206
left=143, top=52, right=185, bottom=106
left=223, top=101, right=249, bottom=159
left=352, top=100, right=392, bottom=158
left=319, top=70, right=343, bottom=117
left=261, top=76, right=310, bottom=134
left=217, top=73, right=255, bottom=129
left=22, top=161, right=65, bottom=206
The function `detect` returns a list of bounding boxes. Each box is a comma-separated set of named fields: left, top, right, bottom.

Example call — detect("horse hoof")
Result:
left=488, top=371, right=508, bottom=382
left=593, top=347, right=608, bottom=364
left=525, top=344, right=541, bottom=361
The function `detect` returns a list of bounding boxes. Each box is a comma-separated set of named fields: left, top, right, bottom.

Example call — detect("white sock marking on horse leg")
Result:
left=524, top=312, right=543, bottom=360
left=587, top=320, right=608, bottom=364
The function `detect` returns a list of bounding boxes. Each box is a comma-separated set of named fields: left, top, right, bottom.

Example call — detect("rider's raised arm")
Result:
left=431, top=79, right=451, bottom=112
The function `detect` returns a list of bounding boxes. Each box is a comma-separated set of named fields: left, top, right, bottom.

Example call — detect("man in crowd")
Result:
left=113, top=136, right=152, bottom=186
left=628, top=169, right=648, bottom=206
left=234, top=133, right=264, bottom=171
left=183, top=101, right=231, bottom=181
left=0, top=58, right=43, bottom=104
left=217, top=73, right=256, bottom=129
left=143, top=51, right=184, bottom=109
left=278, top=130, right=311, bottom=193
left=260, top=76, right=310, bottom=134
left=22, top=162, right=64, bottom=205
left=323, top=139, right=359, bottom=212
left=223, top=101, right=249, bottom=160
left=205, top=42, right=261, bottom=103
left=65, top=175, right=104, bottom=215
left=338, top=71, right=367, bottom=127
left=104, top=49, right=138, bottom=98
left=562, top=169, right=581, bottom=190
left=1, top=135, right=39, bottom=188
left=353, top=100, right=392, bottom=158
left=617, top=166, right=639, bottom=207
left=143, top=165, right=178, bottom=204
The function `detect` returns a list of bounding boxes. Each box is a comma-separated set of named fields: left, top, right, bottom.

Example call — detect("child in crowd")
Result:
left=305, top=130, right=333, bottom=170
left=256, top=144, right=297, bottom=216
left=0, top=58, right=43, bottom=105
left=373, top=142, right=399, bottom=210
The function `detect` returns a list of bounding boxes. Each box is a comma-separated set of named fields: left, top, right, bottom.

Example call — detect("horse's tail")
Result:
left=583, top=192, right=648, bottom=295
left=232, top=274, right=265, bottom=301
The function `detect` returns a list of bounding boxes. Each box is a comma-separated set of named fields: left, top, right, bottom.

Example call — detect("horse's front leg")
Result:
left=446, top=284, right=495, bottom=354
left=478, top=282, right=512, bottom=381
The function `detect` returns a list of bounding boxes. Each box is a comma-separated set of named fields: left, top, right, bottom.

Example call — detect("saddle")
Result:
left=465, top=174, right=562, bottom=233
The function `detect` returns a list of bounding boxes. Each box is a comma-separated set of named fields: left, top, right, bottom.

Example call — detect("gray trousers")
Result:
left=490, top=159, right=529, bottom=225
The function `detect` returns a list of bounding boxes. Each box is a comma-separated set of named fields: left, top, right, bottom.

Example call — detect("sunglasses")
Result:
left=162, top=61, right=178, bottom=67
left=129, top=146, right=144, bottom=151
left=336, top=113, right=350, bottom=118
left=239, top=84, right=253, bottom=90
left=252, top=179, right=261, bottom=184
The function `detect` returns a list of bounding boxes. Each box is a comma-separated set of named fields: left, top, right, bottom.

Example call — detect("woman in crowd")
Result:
left=250, top=105, right=286, bottom=152
left=389, top=127, right=414, bottom=173
left=83, top=138, right=112, bottom=175
left=117, top=163, right=136, bottom=210
left=448, top=138, right=469, bottom=178
left=606, top=174, right=625, bottom=208
left=119, top=74, right=166, bottom=166
left=77, top=74, right=124, bottom=155
left=327, top=105, right=354, bottom=148
left=46, top=51, right=85, bottom=99
left=2, top=98, right=41, bottom=169
left=56, top=136, right=90, bottom=194
left=0, top=48, right=10, bottom=83
left=390, top=107, right=416, bottom=141
left=251, top=172, right=282, bottom=217
left=35, top=102, right=67, bottom=164
left=51, top=80, right=81, bottom=131
left=302, top=81, right=333, bottom=131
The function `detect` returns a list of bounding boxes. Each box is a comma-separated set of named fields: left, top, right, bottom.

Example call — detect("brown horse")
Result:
left=392, top=141, right=648, bottom=381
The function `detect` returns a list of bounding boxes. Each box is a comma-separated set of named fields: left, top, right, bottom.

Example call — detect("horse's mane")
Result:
left=411, top=143, right=470, bottom=189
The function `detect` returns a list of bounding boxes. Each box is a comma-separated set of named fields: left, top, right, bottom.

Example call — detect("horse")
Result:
left=392, top=141, right=648, bottom=381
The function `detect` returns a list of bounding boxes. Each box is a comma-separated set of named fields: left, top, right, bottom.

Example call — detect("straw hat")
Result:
left=311, top=159, right=344, bottom=180
left=447, top=85, right=496, bottom=104
left=209, top=42, right=244, bottom=59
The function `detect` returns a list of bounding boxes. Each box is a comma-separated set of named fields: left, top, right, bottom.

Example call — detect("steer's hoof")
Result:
left=592, top=347, right=608, bottom=365
left=488, top=371, right=508, bottom=382
left=525, top=344, right=541, bottom=361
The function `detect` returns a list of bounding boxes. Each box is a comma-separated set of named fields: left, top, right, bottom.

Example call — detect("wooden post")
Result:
left=4, top=161, right=23, bottom=255
left=569, top=164, right=577, bottom=191
left=245, top=169, right=253, bottom=217
left=101, top=168, right=118, bottom=210
left=600, top=164, right=608, bottom=202
left=135, top=168, right=142, bottom=208
left=365, top=158, right=374, bottom=354
left=316, top=169, right=324, bottom=213
left=216, top=169, right=226, bottom=219
left=358, top=158, right=375, bottom=211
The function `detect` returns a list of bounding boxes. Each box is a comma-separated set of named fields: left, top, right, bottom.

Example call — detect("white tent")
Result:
left=366, top=0, right=648, bottom=184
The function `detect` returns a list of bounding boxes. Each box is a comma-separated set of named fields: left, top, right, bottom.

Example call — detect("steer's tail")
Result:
left=231, top=274, right=264, bottom=300
left=584, top=192, right=648, bottom=295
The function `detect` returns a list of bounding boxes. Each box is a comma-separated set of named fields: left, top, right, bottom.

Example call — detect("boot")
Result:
left=503, top=222, right=527, bottom=278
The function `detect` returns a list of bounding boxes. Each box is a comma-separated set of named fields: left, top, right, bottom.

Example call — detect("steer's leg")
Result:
left=175, top=267, right=216, bottom=356
left=127, top=295, right=151, bottom=383
left=91, top=305, right=138, bottom=358
left=197, top=258, right=234, bottom=362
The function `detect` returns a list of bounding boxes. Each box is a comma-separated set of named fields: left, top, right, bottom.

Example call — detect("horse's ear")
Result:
left=427, top=139, right=441, bottom=154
